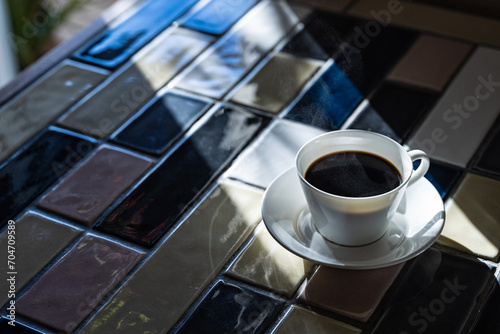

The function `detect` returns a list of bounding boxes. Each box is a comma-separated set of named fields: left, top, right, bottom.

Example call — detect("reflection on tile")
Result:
left=173, top=279, right=283, bottom=334
left=175, top=1, right=302, bottom=98
left=281, top=27, right=329, bottom=61
left=230, top=53, right=322, bottom=113
left=224, top=119, right=324, bottom=189
left=285, top=63, right=362, bottom=130
left=74, top=0, right=199, bottom=68
left=17, top=235, right=143, bottom=333
left=0, top=129, right=96, bottom=227
left=81, top=181, right=263, bottom=334
left=348, top=0, right=500, bottom=47
left=181, top=0, right=258, bottom=35
left=439, top=173, right=500, bottom=260
left=336, top=25, right=418, bottom=95
left=421, top=161, right=461, bottom=199
left=470, top=281, right=500, bottom=334
left=387, top=34, right=472, bottom=92
left=299, top=264, right=403, bottom=322
left=60, top=29, right=212, bottom=139
left=227, top=227, right=314, bottom=297
left=273, top=306, right=361, bottom=334
left=292, top=0, right=355, bottom=13
left=0, top=212, right=81, bottom=307
left=373, top=248, right=493, bottom=333
left=97, top=106, right=268, bottom=246
left=37, top=147, right=152, bottom=226
left=112, top=92, right=211, bottom=155
left=473, top=121, right=500, bottom=177
left=350, top=82, right=437, bottom=142
left=0, top=318, right=42, bottom=333
left=0, top=63, right=105, bottom=163
left=407, top=47, right=500, bottom=167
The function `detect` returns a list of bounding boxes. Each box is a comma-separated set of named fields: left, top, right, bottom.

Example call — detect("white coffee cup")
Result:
left=295, top=130, right=429, bottom=246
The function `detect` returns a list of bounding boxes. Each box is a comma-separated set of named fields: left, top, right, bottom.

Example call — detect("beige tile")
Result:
left=274, top=306, right=362, bottom=334
left=0, top=212, right=81, bottom=307
left=348, top=0, right=500, bottom=47
left=230, top=52, right=322, bottom=113
left=438, top=173, right=500, bottom=261
left=0, top=62, right=107, bottom=162
left=80, top=180, right=263, bottom=334
left=227, top=226, right=314, bottom=297
left=57, top=28, right=212, bottom=138
left=387, top=34, right=472, bottom=91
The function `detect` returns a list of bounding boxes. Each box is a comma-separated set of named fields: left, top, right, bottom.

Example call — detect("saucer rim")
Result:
left=261, top=167, right=445, bottom=270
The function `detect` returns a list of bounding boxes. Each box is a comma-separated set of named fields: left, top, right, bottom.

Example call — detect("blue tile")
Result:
left=0, top=318, right=42, bottom=333
left=182, top=0, right=258, bottom=35
left=0, top=128, right=96, bottom=227
left=373, top=248, right=493, bottom=334
left=112, top=92, right=211, bottom=155
left=418, top=160, right=462, bottom=199
left=96, top=105, right=268, bottom=246
left=173, top=279, right=284, bottom=334
left=74, top=0, right=199, bottom=68
left=285, top=63, right=362, bottom=130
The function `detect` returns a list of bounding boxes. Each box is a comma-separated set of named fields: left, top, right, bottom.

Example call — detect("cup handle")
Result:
left=408, top=150, right=429, bottom=186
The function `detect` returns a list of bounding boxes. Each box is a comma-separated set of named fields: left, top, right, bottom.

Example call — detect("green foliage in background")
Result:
left=7, top=0, right=87, bottom=69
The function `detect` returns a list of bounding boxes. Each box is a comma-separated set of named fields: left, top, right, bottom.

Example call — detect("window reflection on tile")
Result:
left=439, top=173, right=500, bottom=261
left=227, top=226, right=314, bottom=297
left=175, top=1, right=303, bottom=98
left=230, top=52, right=323, bottom=114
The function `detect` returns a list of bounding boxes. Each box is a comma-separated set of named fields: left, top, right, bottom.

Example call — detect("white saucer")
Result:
left=262, top=168, right=445, bottom=270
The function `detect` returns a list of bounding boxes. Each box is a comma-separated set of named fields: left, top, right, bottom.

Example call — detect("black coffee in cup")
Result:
left=305, top=151, right=402, bottom=197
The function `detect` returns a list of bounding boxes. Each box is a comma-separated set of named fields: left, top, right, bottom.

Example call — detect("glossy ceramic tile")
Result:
left=0, top=63, right=105, bottom=163
left=0, top=318, right=42, bottom=333
left=59, top=28, right=212, bottom=139
left=350, top=82, right=437, bottom=142
left=439, top=173, right=500, bottom=260
left=112, top=92, right=211, bottom=155
left=181, top=0, right=258, bottom=35
left=281, top=27, right=329, bottom=61
left=372, top=248, right=493, bottom=333
left=345, top=100, right=399, bottom=140
left=348, top=0, right=500, bottom=47
left=37, top=147, right=152, bottom=226
left=473, top=121, right=500, bottom=177
left=0, top=212, right=81, bottom=307
left=230, top=52, right=323, bottom=113
left=299, top=264, right=404, bottom=322
left=17, top=235, right=143, bottom=333
left=224, top=119, right=324, bottom=189
left=421, top=160, right=462, bottom=199
left=227, top=226, right=314, bottom=297
left=96, top=106, right=267, bottom=246
left=81, top=181, right=263, bottom=334
left=273, top=306, right=362, bottom=334
left=407, top=47, right=500, bottom=167
left=291, top=0, right=354, bottom=13
left=285, top=63, right=362, bottom=130
left=387, top=34, right=472, bottom=92
left=175, top=1, right=302, bottom=98
left=173, top=279, right=283, bottom=334
left=0, top=129, right=96, bottom=227
left=73, top=0, right=199, bottom=68
left=470, top=280, right=500, bottom=334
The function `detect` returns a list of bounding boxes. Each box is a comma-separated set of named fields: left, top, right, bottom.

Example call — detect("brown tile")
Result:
left=80, top=180, right=263, bottom=334
left=0, top=212, right=81, bottom=307
left=37, top=146, right=152, bottom=225
left=0, top=62, right=107, bottom=162
left=17, top=235, right=143, bottom=333
left=299, top=264, right=404, bottom=322
left=387, top=34, right=472, bottom=91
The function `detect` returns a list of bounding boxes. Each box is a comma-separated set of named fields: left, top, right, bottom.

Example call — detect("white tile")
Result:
left=407, top=47, right=500, bottom=167
left=224, top=119, right=325, bottom=188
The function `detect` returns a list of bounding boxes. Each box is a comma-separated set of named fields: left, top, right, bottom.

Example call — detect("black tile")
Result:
left=285, top=63, right=362, bottom=130
left=350, top=82, right=437, bottom=142
left=173, top=279, right=284, bottom=334
left=281, top=28, right=329, bottom=61
left=0, top=318, right=42, bottom=333
left=373, top=248, right=494, bottom=334
left=96, top=106, right=268, bottom=246
left=473, top=121, right=500, bottom=177
left=112, top=93, right=211, bottom=155
left=0, top=128, right=96, bottom=227
left=470, top=279, right=500, bottom=334
left=73, top=0, right=199, bottom=68
left=336, top=26, right=419, bottom=95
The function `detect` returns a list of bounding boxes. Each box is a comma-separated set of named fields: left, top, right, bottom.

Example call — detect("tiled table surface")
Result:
left=1, top=0, right=500, bottom=333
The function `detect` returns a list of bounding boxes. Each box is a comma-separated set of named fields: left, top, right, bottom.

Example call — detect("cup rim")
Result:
left=295, top=130, right=413, bottom=200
